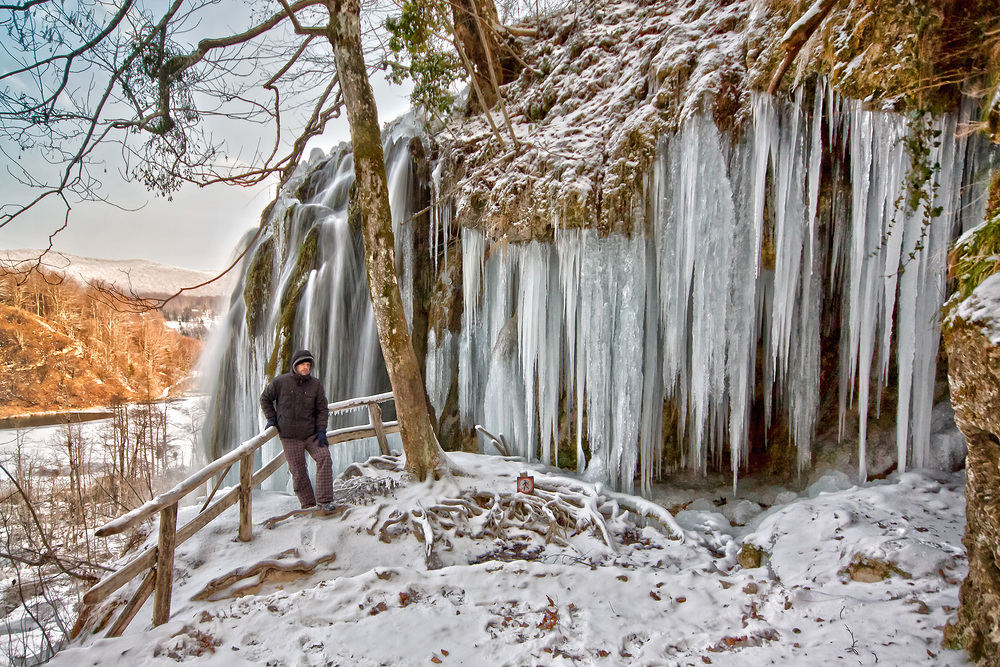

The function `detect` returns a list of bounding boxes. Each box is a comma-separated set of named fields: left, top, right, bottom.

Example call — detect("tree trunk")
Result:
left=452, top=0, right=503, bottom=113
left=326, top=0, right=444, bottom=481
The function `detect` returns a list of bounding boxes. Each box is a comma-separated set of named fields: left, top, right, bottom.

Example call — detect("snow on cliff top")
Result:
left=954, top=271, right=1000, bottom=344
left=1, top=250, right=229, bottom=298
left=48, top=452, right=968, bottom=665
left=440, top=0, right=750, bottom=238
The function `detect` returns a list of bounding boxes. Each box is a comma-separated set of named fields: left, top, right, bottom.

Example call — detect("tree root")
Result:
left=365, top=471, right=682, bottom=568
left=192, top=549, right=337, bottom=601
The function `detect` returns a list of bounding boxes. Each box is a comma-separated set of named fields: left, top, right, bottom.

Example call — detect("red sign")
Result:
left=517, top=472, right=534, bottom=494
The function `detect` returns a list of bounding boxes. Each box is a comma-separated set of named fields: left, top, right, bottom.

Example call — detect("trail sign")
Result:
left=517, top=471, right=534, bottom=494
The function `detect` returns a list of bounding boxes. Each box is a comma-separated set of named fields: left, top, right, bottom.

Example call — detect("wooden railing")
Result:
left=78, top=392, right=398, bottom=638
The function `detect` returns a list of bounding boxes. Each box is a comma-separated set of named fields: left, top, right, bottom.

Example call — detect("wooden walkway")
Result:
left=74, top=391, right=398, bottom=638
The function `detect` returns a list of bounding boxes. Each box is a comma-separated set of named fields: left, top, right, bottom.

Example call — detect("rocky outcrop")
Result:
left=944, top=174, right=1000, bottom=664
left=944, top=311, right=1000, bottom=665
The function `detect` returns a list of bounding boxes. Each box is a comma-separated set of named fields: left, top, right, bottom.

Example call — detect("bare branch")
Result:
left=0, top=0, right=51, bottom=10
left=767, top=0, right=839, bottom=95
left=0, top=462, right=100, bottom=584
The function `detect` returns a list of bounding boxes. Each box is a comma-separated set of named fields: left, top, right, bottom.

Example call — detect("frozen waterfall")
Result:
left=206, top=90, right=996, bottom=496
left=458, top=88, right=995, bottom=490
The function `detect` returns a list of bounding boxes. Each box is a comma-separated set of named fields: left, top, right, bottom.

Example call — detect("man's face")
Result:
left=295, top=361, right=312, bottom=376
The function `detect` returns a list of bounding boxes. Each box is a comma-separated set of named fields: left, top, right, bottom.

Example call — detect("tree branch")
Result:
left=767, top=0, right=839, bottom=95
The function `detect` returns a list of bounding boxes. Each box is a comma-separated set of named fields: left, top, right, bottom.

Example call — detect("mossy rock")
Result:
left=264, top=225, right=320, bottom=379
left=737, top=543, right=768, bottom=569
left=840, top=555, right=910, bottom=583
left=244, top=237, right=275, bottom=338
left=752, top=0, right=997, bottom=115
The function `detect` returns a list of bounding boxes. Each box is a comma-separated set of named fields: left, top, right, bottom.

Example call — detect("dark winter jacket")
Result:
left=259, top=354, right=329, bottom=440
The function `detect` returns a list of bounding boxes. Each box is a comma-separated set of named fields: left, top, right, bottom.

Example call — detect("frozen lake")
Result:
left=0, top=396, right=208, bottom=474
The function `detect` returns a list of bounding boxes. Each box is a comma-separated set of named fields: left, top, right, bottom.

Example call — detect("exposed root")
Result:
left=192, top=549, right=337, bottom=601
left=345, top=456, right=682, bottom=570
left=343, top=454, right=405, bottom=478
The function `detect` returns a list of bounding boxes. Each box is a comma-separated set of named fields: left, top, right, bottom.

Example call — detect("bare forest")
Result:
left=0, top=270, right=202, bottom=419
left=1, top=269, right=207, bottom=664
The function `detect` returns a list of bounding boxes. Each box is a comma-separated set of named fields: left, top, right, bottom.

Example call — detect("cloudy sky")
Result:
left=1, top=71, right=412, bottom=273
left=0, top=0, right=414, bottom=273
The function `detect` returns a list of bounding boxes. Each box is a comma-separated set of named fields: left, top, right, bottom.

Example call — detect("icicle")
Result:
left=639, top=237, right=664, bottom=496
left=769, top=90, right=808, bottom=401
left=611, top=234, right=646, bottom=493
left=726, top=135, right=759, bottom=490
left=558, top=232, right=585, bottom=474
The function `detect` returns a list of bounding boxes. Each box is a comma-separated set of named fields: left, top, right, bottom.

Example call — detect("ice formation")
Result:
left=459, top=87, right=994, bottom=491
left=207, top=89, right=996, bottom=495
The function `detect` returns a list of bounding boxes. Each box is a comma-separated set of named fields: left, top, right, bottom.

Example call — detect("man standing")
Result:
left=260, top=349, right=334, bottom=510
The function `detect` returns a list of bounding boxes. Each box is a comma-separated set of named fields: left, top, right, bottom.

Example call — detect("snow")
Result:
left=48, top=452, right=968, bottom=665
left=954, top=271, right=1000, bottom=344
left=0, top=397, right=208, bottom=470
left=0, top=250, right=228, bottom=298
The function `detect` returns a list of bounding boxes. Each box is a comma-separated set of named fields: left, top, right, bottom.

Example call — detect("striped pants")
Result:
left=280, top=435, right=333, bottom=508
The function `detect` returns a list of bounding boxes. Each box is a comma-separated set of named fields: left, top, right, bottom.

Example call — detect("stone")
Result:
left=944, top=307, right=1000, bottom=666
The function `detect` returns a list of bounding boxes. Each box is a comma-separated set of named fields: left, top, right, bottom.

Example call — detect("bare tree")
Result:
left=0, top=0, right=525, bottom=478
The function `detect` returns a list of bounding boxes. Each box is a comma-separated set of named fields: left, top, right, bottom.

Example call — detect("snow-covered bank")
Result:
left=54, top=452, right=967, bottom=665
left=0, top=397, right=208, bottom=472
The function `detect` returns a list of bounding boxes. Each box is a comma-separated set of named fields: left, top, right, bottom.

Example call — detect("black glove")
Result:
left=316, top=429, right=329, bottom=447
left=265, top=417, right=278, bottom=431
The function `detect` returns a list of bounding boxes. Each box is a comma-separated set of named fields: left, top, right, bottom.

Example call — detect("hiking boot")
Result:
left=319, top=502, right=338, bottom=513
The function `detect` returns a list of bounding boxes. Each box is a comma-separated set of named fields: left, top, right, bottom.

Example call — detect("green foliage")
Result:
left=897, top=111, right=942, bottom=265
left=385, top=0, right=465, bottom=114
left=948, top=171, right=1000, bottom=303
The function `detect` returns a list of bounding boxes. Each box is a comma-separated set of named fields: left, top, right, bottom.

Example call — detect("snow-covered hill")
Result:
left=1, top=250, right=230, bottom=298
left=53, top=453, right=968, bottom=666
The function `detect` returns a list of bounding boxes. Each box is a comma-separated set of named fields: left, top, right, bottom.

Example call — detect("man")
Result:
left=260, top=349, right=334, bottom=510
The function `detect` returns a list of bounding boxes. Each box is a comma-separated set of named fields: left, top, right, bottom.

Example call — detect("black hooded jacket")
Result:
left=259, top=350, right=329, bottom=440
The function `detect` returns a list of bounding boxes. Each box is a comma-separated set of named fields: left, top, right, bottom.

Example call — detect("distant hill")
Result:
left=0, top=250, right=231, bottom=298
left=0, top=268, right=202, bottom=419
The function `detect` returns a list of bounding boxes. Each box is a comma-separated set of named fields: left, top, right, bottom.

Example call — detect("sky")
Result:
left=0, top=2, right=414, bottom=273
left=0, top=72, right=413, bottom=273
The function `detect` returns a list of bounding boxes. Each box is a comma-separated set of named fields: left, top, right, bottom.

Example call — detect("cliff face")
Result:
left=944, top=286, right=1000, bottom=665
left=944, top=174, right=1000, bottom=664
left=436, top=0, right=999, bottom=243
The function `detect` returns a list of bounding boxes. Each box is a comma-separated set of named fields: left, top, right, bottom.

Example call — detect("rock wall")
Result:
left=944, top=173, right=1000, bottom=665
left=944, top=313, right=1000, bottom=665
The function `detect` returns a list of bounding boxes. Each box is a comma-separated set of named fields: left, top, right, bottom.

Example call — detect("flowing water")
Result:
left=205, top=92, right=998, bottom=494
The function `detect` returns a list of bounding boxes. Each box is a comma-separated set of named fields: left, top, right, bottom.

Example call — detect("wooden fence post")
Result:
left=368, top=403, right=390, bottom=456
left=107, top=568, right=156, bottom=637
left=239, top=452, right=253, bottom=542
left=152, top=503, right=177, bottom=626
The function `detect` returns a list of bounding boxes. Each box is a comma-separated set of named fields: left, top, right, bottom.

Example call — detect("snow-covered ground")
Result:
left=49, top=451, right=968, bottom=666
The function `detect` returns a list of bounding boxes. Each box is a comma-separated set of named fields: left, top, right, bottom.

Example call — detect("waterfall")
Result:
left=203, top=115, right=425, bottom=486
left=206, top=91, right=997, bottom=495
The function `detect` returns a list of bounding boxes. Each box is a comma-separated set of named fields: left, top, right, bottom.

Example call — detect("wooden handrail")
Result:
left=94, top=392, right=397, bottom=538
left=95, top=428, right=278, bottom=538
left=80, top=391, right=397, bottom=637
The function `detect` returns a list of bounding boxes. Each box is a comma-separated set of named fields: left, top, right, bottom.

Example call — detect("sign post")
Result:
left=517, top=471, right=534, bottom=494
